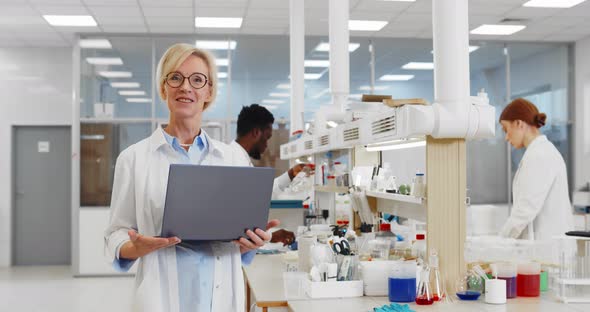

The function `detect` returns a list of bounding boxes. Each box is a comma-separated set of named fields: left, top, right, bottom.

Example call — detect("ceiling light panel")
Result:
left=111, top=82, right=140, bottom=88
left=195, top=17, right=243, bottom=28
left=470, top=24, right=526, bottom=35
left=86, top=57, right=123, bottom=65
left=523, top=0, right=586, bottom=8
left=402, top=62, right=434, bottom=70
left=126, top=98, right=151, bottom=103
left=216, top=58, right=229, bottom=66
left=43, top=15, right=97, bottom=27
left=349, top=20, right=388, bottom=31
left=262, top=99, right=285, bottom=104
left=118, top=90, right=146, bottom=96
left=276, top=83, right=290, bottom=89
left=79, top=39, right=112, bottom=49
left=304, top=73, right=324, bottom=80
left=195, top=40, right=237, bottom=50
left=314, top=42, right=360, bottom=52
left=304, top=60, right=330, bottom=67
left=98, top=71, right=132, bottom=78
left=269, top=92, right=290, bottom=98
left=379, top=74, right=415, bottom=81
left=218, top=72, right=228, bottom=78
left=262, top=104, right=278, bottom=110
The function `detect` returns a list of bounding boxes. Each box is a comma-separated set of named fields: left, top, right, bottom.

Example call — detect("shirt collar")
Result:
left=161, top=128, right=208, bottom=152
left=527, top=135, right=547, bottom=150
left=150, top=127, right=223, bottom=157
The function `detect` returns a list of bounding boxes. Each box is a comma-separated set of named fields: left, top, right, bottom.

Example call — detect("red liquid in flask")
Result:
left=415, top=296, right=434, bottom=305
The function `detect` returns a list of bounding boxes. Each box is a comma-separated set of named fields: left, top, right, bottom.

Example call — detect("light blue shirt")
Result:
left=115, top=129, right=255, bottom=312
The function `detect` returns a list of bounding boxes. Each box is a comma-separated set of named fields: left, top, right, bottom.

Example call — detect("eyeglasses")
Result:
left=165, top=72, right=208, bottom=89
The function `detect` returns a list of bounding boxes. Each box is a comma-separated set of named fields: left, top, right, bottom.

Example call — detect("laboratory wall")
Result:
left=0, top=48, right=73, bottom=267
left=575, top=36, right=590, bottom=190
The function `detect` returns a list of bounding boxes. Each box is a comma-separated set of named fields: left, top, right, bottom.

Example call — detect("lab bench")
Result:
left=243, top=254, right=590, bottom=312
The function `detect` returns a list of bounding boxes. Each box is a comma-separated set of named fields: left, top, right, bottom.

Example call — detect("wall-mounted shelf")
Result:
left=365, top=190, right=424, bottom=205
left=314, top=185, right=349, bottom=194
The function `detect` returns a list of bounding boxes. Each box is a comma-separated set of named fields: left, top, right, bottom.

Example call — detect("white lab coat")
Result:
left=500, top=135, right=574, bottom=241
left=104, top=128, right=246, bottom=312
left=229, top=140, right=291, bottom=196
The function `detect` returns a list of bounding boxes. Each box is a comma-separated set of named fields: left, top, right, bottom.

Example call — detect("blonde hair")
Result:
left=156, top=43, right=218, bottom=110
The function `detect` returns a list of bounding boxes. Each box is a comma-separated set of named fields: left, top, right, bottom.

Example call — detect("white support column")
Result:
left=432, top=0, right=470, bottom=137
left=290, top=0, right=305, bottom=133
left=329, top=0, right=349, bottom=114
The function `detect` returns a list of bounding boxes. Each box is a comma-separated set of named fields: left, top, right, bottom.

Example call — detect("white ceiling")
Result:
left=0, top=0, right=590, bottom=47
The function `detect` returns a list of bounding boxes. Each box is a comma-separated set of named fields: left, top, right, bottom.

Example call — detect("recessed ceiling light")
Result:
left=470, top=24, right=526, bottom=35
left=195, top=17, right=243, bottom=28
left=79, top=39, right=112, bottom=49
left=218, top=72, right=228, bottom=78
left=431, top=45, right=480, bottom=54
left=262, top=104, right=278, bottom=110
left=126, top=98, right=151, bottom=103
left=43, top=15, right=97, bottom=27
left=349, top=20, right=388, bottom=31
left=314, top=42, right=360, bottom=52
left=262, top=99, right=285, bottom=105
left=110, top=82, right=140, bottom=88
left=402, top=62, right=434, bottom=70
left=269, top=92, right=290, bottom=98
left=118, top=90, right=146, bottom=96
left=379, top=74, right=414, bottom=81
left=216, top=58, right=229, bottom=66
left=98, top=71, right=132, bottom=78
left=359, top=85, right=389, bottom=91
left=523, top=0, right=586, bottom=8
left=86, top=57, right=123, bottom=65
left=276, top=83, right=290, bottom=89
left=379, top=0, right=416, bottom=1
left=304, top=73, right=324, bottom=80
left=195, top=40, right=237, bottom=50
left=304, top=60, right=330, bottom=68
left=327, top=121, right=338, bottom=128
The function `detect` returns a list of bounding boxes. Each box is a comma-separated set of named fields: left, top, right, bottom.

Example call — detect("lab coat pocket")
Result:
left=133, top=259, right=163, bottom=312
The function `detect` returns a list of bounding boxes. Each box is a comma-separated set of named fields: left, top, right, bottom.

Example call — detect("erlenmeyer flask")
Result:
left=429, top=248, right=446, bottom=301
left=416, top=265, right=434, bottom=305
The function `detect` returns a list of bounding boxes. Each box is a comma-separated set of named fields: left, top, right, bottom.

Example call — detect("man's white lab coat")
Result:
left=229, top=140, right=291, bottom=196
left=500, top=135, right=574, bottom=241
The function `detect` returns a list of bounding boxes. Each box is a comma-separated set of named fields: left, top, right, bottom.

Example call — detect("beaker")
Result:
left=517, top=262, right=541, bottom=297
left=388, top=261, right=417, bottom=302
left=491, top=262, right=517, bottom=299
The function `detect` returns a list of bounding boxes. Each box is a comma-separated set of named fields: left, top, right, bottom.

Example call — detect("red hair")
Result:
left=499, top=98, right=546, bottom=128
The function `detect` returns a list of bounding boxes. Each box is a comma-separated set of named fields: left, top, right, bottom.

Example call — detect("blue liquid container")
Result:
left=388, top=277, right=416, bottom=302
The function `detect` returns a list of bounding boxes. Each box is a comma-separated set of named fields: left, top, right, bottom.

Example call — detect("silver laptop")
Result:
left=161, top=164, right=275, bottom=241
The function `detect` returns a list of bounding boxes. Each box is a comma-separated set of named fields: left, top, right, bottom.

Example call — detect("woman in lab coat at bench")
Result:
left=499, top=98, right=574, bottom=241
left=104, top=43, right=277, bottom=312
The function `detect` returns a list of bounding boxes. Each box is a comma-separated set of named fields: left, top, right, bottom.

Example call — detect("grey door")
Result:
left=13, top=126, right=71, bottom=265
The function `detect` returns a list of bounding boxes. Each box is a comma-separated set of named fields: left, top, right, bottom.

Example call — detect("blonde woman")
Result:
left=104, top=43, right=278, bottom=312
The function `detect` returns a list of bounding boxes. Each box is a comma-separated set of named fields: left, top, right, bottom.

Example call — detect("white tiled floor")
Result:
left=0, top=266, right=134, bottom=312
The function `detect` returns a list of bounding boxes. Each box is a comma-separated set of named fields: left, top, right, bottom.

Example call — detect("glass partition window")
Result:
left=80, top=36, right=153, bottom=119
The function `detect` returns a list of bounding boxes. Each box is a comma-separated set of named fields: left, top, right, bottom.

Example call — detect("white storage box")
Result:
left=304, top=278, right=363, bottom=299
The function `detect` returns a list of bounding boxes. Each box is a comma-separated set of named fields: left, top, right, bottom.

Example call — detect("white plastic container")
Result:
left=283, top=272, right=309, bottom=300
left=360, top=260, right=397, bottom=296
left=485, top=279, right=507, bottom=304
left=304, top=278, right=364, bottom=298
